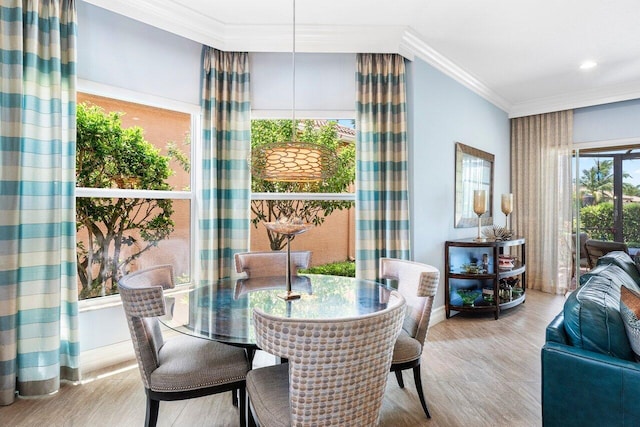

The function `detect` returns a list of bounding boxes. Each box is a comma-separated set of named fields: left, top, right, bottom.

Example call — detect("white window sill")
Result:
left=78, top=283, right=192, bottom=313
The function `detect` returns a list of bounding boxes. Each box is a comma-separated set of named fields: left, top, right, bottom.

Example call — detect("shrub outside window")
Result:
left=249, top=119, right=356, bottom=267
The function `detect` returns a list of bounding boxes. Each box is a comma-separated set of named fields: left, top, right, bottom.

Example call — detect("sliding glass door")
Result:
left=574, top=148, right=640, bottom=256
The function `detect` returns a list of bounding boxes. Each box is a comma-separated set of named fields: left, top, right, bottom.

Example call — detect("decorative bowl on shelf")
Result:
left=512, top=287, right=524, bottom=298
left=456, top=289, right=481, bottom=306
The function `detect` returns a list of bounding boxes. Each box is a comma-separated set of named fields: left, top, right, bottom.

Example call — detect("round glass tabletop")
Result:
left=160, top=274, right=393, bottom=347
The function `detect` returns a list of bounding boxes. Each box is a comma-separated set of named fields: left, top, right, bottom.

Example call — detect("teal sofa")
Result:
left=542, top=251, right=640, bottom=427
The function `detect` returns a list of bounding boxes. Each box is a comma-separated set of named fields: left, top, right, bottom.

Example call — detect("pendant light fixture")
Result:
left=251, top=0, right=338, bottom=183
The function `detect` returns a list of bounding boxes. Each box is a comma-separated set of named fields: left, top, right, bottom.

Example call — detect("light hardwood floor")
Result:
left=1, top=290, right=565, bottom=427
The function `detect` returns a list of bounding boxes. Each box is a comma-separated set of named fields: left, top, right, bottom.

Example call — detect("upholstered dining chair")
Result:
left=584, top=239, right=629, bottom=269
left=118, top=265, right=250, bottom=427
left=379, top=257, right=440, bottom=419
left=246, top=291, right=406, bottom=427
left=234, top=250, right=312, bottom=278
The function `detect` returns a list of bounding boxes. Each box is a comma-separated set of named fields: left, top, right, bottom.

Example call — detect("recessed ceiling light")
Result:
left=579, top=61, right=598, bottom=70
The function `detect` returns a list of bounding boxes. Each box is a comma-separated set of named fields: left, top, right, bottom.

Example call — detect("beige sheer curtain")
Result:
left=511, top=110, right=573, bottom=294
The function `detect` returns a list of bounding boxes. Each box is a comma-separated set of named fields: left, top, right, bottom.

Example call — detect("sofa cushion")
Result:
left=620, top=285, right=640, bottom=361
left=565, top=263, right=635, bottom=361
left=594, top=250, right=640, bottom=284
left=579, top=258, right=640, bottom=292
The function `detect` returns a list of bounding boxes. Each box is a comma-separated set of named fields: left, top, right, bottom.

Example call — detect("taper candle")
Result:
left=473, top=190, right=487, bottom=215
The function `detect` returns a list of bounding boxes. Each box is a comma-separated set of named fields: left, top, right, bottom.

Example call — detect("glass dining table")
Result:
left=159, top=274, right=394, bottom=361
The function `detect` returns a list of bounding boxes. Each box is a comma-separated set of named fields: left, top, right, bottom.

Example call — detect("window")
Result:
left=76, top=88, right=196, bottom=301
left=249, top=119, right=356, bottom=267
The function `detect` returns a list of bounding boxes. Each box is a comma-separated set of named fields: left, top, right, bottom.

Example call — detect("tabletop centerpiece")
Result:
left=263, top=217, right=313, bottom=300
left=482, top=225, right=514, bottom=241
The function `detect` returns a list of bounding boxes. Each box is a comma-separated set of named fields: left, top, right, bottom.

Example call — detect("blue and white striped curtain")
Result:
left=355, top=53, right=411, bottom=280
left=200, top=47, right=251, bottom=284
left=0, top=0, right=79, bottom=405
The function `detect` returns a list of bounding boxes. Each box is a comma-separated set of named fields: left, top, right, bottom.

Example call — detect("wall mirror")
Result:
left=455, top=142, right=494, bottom=228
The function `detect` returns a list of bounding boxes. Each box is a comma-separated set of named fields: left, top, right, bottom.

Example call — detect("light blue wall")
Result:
left=77, top=1, right=201, bottom=104
left=251, top=52, right=356, bottom=114
left=574, top=98, right=640, bottom=144
left=406, top=58, right=510, bottom=308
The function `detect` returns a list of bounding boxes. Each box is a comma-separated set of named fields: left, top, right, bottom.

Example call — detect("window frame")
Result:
left=77, top=80, right=201, bottom=310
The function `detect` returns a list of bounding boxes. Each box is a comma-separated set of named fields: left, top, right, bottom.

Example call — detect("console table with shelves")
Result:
left=444, top=237, right=526, bottom=320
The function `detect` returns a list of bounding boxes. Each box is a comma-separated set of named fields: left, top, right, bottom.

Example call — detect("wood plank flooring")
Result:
left=1, top=290, right=565, bottom=427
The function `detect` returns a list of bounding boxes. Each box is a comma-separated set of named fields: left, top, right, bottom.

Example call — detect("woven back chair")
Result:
left=379, top=257, right=440, bottom=419
left=246, top=291, right=406, bottom=426
left=119, top=265, right=250, bottom=427
left=234, top=251, right=311, bottom=278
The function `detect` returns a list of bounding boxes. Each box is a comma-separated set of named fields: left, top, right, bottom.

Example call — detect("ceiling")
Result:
left=85, top=0, right=640, bottom=117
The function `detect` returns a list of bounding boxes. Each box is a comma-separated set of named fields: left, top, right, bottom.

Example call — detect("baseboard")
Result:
left=79, top=328, right=183, bottom=376
left=430, top=305, right=446, bottom=327
left=80, top=340, right=135, bottom=376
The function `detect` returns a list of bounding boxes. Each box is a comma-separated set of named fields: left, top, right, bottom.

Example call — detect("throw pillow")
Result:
left=620, top=285, right=640, bottom=361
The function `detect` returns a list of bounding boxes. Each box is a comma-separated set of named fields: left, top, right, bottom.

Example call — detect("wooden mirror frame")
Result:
left=454, top=142, right=494, bottom=228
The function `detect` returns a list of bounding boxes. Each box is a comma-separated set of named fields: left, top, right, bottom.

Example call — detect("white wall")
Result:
left=406, top=58, right=510, bottom=311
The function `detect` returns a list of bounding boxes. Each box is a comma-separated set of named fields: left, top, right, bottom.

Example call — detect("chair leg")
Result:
left=412, top=365, right=431, bottom=419
left=394, top=370, right=405, bottom=388
left=145, top=395, right=160, bottom=427
left=232, top=389, right=238, bottom=407
left=247, top=394, right=258, bottom=427
left=239, top=387, right=247, bottom=427
left=246, top=348, right=256, bottom=367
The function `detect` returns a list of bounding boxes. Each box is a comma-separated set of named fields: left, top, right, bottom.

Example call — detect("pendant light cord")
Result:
left=292, top=0, right=296, bottom=141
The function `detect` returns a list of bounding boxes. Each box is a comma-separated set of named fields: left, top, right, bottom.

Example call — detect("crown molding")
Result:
left=399, top=29, right=512, bottom=113
left=82, top=0, right=227, bottom=48
left=90, top=0, right=640, bottom=117
left=83, top=0, right=404, bottom=53
left=223, top=24, right=407, bottom=53
left=509, top=81, right=640, bottom=118
left=83, top=0, right=511, bottom=110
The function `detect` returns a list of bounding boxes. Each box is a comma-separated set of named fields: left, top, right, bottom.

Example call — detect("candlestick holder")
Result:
left=475, top=214, right=486, bottom=242
left=473, top=190, right=487, bottom=242
left=501, top=193, right=513, bottom=229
